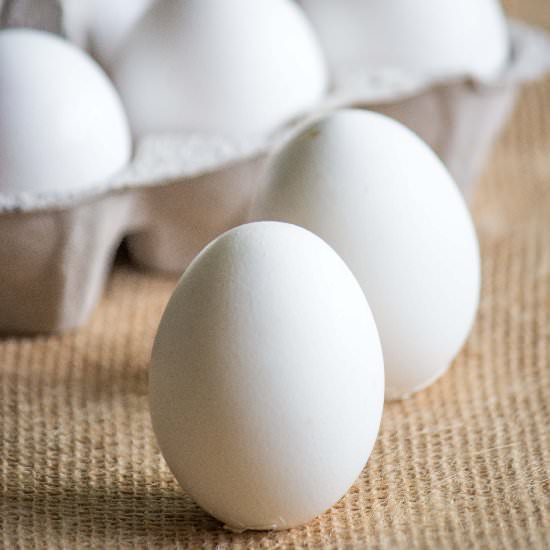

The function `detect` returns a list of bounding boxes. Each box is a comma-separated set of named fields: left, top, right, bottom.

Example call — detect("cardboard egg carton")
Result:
left=1, top=12, right=549, bottom=333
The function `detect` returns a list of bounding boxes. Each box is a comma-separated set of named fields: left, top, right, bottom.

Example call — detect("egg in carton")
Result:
left=1, top=0, right=550, bottom=334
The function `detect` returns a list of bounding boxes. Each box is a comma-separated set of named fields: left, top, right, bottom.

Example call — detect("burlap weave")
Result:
left=1, top=0, right=549, bottom=547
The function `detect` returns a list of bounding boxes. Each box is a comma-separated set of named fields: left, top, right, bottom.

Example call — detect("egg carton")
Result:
left=1, top=19, right=549, bottom=334
left=0, top=0, right=61, bottom=34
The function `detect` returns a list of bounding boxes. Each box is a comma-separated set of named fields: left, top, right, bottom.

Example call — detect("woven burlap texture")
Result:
left=1, top=1, right=549, bottom=547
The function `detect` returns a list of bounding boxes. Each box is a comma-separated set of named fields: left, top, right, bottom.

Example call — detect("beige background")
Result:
left=1, top=0, right=549, bottom=547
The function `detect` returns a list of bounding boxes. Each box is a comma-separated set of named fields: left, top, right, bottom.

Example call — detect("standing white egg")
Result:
left=297, top=0, right=509, bottom=82
left=150, top=222, right=384, bottom=531
left=0, top=29, right=131, bottom=195
left=112, top=0, right=328, bottom=139
left=252, top=110, right=480, bottom=400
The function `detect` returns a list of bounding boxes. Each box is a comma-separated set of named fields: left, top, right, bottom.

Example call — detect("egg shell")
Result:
left=62, top=0, right=155, bottom=66
left=60, top=0, right=93, bottom=47
left=0, top=29, right=131, bottom=195
left=90, top=0, right=154, bottom=65
left=252, top=110, right=481, bottom=400
left=112, top=0, right=328, bottom=139
left=297, top=0, right=509, bottom=82
left=150, top=221, right=384, bottom=530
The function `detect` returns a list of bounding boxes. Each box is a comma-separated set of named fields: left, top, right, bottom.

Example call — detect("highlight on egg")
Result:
left=0, top=28, right=131, bottom=195
left=149, top=221, right=384, bottom=531
left=252, top=109, right=481, bottom=400
left=112, top=0, right=328, bottom=139
left=297, top=0, right=509, bottom=82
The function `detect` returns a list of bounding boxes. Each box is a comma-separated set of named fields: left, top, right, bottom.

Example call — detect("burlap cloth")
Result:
left=1, top=1, right=549, bottom=547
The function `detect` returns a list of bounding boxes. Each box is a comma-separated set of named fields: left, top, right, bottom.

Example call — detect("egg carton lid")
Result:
left=0, top=19, right=549, bottom=214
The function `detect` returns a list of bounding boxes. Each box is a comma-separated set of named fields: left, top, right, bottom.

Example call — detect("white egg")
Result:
left=62, top=0, right=155, bottom=66
left=297, top=0, right=509, bottom=82
left=0, top=29, right=131, bottom=195
left=90, top=0, right=155, bottom=65
left=112, top=0, right=328, bottom=139
left=150, top=221, right=384, bottom=531
left=253, top=110, right=480, bottom=400
left=61, top=0, right=94, bottom=48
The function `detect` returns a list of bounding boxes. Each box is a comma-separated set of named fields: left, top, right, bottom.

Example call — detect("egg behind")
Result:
left=150, top=222, right=384, bottom=530
left=62, top=0, right=156, bottom=66
left=253, top=110, right=481, bottom=400
left=112, top=0, right=328, bottom=139
left=0, top=29, right=131, bottom=195
left=297, top=0, right=509, bottom=82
